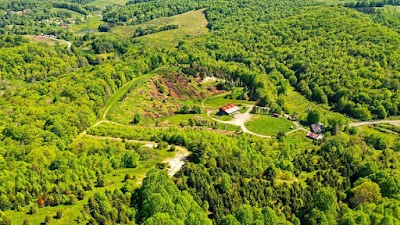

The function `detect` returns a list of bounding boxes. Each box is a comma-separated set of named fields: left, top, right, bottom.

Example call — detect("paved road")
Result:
left=349, top=120, right=400, bottom=127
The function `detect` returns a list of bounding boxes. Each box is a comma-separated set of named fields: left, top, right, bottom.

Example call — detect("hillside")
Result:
left=1, top=0, right=400, bottom=224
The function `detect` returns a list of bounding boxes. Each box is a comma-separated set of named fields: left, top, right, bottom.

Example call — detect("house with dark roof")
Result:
left=219, top=103, right=240, bottom=115
left=310, top=122, right=325, bottom=134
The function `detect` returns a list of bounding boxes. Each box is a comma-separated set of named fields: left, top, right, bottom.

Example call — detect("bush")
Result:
left=55, top=210, right=63, bottom=219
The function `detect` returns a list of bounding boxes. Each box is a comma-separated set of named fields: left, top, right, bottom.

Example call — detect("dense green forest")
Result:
left=1, top=0, right=400, bottom=224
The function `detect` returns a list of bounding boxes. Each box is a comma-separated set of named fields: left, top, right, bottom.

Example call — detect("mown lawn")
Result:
left=246, top=115, right=294, bottom=136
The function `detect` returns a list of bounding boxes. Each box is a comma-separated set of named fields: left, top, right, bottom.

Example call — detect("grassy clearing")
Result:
left=70, top=14, right=103, bottom=33
left=25, top=35, right=59, bottom=46
left=50, top=8, right=84, bottom=18
left=246, top=115, right=294, bottom=136
left=112, top=9, right=209, bottom=49
left=286, top=130, right=316, bottom=150
left=204, top=88, right=255, bottom=110
left=103, top=74, right=151, bottom=120
left=87, top=0, right=129, bottom=7
left=359, top=125, right=399, bottom=147
left=283, top=87, right=350, bottom=123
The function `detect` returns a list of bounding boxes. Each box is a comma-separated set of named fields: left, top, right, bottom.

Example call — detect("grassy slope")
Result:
left=283, top=87, right=350, bottom=123
left=103, top=74, right=152, bottom=120
left=87, top=0, right=129, bottom=7
left=204, top=88, right=255, bottom=110
left=112, top=9, right=209, bottom=48
left=70, top=14, right=103, bottom=33
left=50, top=8, right=84, bottom=18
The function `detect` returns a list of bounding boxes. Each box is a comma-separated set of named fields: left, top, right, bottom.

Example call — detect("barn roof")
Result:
left=220, top=103, right=240, bottom=114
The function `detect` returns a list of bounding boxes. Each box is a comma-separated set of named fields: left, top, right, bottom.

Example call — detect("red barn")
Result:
left=219, top=103, right=240, bottom=115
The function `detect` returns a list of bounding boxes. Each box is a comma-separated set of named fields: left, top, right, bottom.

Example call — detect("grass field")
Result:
left=87, top=0, right=129, bottom=7
left=50, top=8, right=84, bottom=19
left=283, top=87, right=350, bottom=123
left=246, top=115, right=294, bottom=136
left=112, top=9, right=209, bottom=48
left=70, top=14, right=103, bottom=34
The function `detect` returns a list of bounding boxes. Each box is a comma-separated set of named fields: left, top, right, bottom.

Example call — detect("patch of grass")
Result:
left=70, top=14, right=103, bottom=33
left=210, top=112, right=235, bottom=121
left=360, top=125, right=398, bottom=148
left=204, top=89, right=254, bottom=110
left=50, top=8, right=84, bottom=18
left=283, top=87, right=350, bottom=123
left=87, top=0, right=129, bottom=7
left=103, top=74, right=151, bottom=120
left=246, top=115, right=294, bottom=136
left=286, top=130, right=316, bottom=150
left=112, top=9, right=209, bottom=49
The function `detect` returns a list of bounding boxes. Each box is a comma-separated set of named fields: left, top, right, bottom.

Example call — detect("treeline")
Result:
left=52, top=2, right=89, bottom=15
left=133, top=25, right=178, bottom=37
left=344, top=0, right=400, bottom=8
left=82, top=170, right=211, bottom=224
left=86, top=121, right=400, bottom=224
left=187, top=1, right=400, bottom=120
left=0, top=36, right=175, bottom=212
left=126, top=0, right=154, bottom=5
left=102, top=0, right=207, bottom=24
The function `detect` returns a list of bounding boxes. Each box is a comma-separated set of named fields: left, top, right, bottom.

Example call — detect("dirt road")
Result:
left=85, top=134, right=190, bottom=177
left=163, top=147, right=190, bottom=177
left=44, top=36, right=72, bottom=50
left=207, top=107, right=274, bottom=138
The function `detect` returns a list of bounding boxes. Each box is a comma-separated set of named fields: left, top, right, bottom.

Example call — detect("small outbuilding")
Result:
left=310, top=122, right=325, bottom=134
left=273, top=113, right=280, bottom=118
left=219, top=103, right=240, bottom=115
left=307, top=132, right=323, bottom=140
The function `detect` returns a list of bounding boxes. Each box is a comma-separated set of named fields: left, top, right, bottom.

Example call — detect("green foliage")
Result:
left=133, top=113, right=141, bottom=124
left=306, top=109, right=322, bottom=124
left=350, top=181, right=382, bottom=207
left=1, top=0, right=400, bottom=224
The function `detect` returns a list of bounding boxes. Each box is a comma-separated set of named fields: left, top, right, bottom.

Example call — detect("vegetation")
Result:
left=1, top=0, right=400, bottom=224
left=245, top=115, right=294, bottom=136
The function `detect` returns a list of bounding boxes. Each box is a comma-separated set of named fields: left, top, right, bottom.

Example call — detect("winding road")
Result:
left=74, top=73, right=189, bottom=178
left=202, top=94, right=400, bottom=138
left=84, top=133, right=190, bottom=177
left=349, top=120, right=400, bottom=127
left=207, top=107, right=274, bottom=138
left=42, top=36, right=72, bottom=50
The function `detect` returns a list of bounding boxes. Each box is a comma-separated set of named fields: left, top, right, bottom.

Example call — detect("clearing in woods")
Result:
left=245, top=115, right=294, bottom=136
left=112, top=9, right=209, bottom=48
left=86, top=0, right=130, bottom=7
